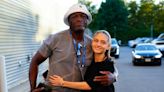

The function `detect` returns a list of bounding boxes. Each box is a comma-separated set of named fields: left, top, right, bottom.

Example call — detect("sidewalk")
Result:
left=8, top=75, right=44, bottom=92
left=8, top=81, right=30, bottom=92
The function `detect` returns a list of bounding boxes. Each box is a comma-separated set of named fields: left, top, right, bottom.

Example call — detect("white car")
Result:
left=110, top=38, right=120, bottom=58
left=151, top=33, right=164, bottom=56
left=128, top=37, right=149, bottom=48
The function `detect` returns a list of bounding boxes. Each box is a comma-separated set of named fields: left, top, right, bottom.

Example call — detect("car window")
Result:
left=112, top=39, right=117, bottom=44
left=135, top=45, right=157, bottom=51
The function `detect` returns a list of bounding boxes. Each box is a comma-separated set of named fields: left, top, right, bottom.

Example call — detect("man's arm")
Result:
left=29, top=51, right=47, bottom=92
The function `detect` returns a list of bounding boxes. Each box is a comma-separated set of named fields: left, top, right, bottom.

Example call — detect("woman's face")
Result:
left=92, top=33, right=110, bottom=54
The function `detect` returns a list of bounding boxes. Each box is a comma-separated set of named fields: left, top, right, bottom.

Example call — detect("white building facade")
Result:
left=0, top=0, right=77, bottom=92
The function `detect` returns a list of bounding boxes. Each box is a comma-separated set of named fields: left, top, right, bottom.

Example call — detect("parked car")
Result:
left=132, top=43, right=162, bottom=65
left=110, top=38, right=120, bottom=58
left=128, top=37, right=150, bottom=48
left=151, top=33, right=164, bottom=56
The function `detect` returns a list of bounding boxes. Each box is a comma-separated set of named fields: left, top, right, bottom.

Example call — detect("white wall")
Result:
left=0, top=0, right=40, bottom=90
left=0, top=0, right=78, bottom=91
left=30, top=0, right=78, bottom=42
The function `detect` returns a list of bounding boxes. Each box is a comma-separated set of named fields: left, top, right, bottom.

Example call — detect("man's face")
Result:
left=68, top=12, right=88, bottom=32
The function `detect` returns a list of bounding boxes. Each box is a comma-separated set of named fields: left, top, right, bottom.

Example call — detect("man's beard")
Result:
left=71, top=26, right=85, bottom=34
left=74, top=29, right=84, bottom=34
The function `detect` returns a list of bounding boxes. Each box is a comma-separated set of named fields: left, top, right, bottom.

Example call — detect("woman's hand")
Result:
left=49, top=75, right=64, bottom=87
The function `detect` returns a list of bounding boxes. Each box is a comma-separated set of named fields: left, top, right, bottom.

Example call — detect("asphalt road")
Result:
left=114, top=46, right=164, bottom=92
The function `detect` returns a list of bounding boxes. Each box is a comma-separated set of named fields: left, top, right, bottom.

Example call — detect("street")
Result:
left=115, top=47, right=164, bottom=92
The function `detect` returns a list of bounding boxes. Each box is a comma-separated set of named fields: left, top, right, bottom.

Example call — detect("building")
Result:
left=0, top=0, right=39, bottom=92
left=0, top=0, right=77, bottom=92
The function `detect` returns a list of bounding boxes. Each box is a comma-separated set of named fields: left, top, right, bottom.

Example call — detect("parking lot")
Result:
left=115, top=46, right=164, bottom=92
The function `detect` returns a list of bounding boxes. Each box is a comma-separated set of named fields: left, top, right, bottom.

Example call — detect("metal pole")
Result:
left=150, top=24, right=153, bottom=39
left=0, top=56, right=8, bottom=92
left=114, top=26, right=117, bottom=38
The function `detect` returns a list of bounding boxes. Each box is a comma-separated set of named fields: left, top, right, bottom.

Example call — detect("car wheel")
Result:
left=115, top=55, right=119, bottom=58
left=132, top=44, right=136, bottom=48
left=132, top=60, right=137, bottom=65
left=133, top=62, right=136, bottom=65
left=157, top=61, right=161, bottom=66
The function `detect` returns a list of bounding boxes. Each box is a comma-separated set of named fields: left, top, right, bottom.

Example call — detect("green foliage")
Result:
left=78, top=0, right=97, bottom=17
left=89, top=0, right=128, bottom=34
left=83, top=0, right=164, bottom=44
left=128, top=0, right=164, bottom=39
left=154, top=2, right=164, bottom=33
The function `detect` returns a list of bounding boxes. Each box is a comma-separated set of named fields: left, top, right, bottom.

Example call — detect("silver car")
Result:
left=151, top=33, right=164, bottom=56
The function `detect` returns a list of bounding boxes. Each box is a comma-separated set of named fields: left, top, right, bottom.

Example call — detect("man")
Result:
left=29, top=3, right=117, bottom=92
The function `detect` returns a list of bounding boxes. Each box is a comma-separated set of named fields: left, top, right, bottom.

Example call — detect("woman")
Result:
left=49, top=30, right=117, bottom=92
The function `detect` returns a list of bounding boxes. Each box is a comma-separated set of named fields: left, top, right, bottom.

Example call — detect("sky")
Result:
left=30, top=0, right=162, bottom=41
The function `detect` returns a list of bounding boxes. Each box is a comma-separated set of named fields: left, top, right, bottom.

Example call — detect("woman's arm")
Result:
left=49, top=75, right=91, bottom=90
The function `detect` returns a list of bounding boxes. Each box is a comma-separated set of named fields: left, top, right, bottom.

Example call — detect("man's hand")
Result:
left=31, top=87, right=44, bottom=92
left=93, top=71, right=115, bottom=86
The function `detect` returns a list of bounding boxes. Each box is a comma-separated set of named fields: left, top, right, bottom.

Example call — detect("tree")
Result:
left=154, top=1, right=164, bottom=33
left=78, top=0, right=98, bottom=31
left=89, top=0, right=128, bottom=37
left=127, top=0, right=164, bottom=39
left=138, top=0, right=155, bottom=30
left=78, top=0, right=97, bottom=18
left=81, top=0, right=164, bottom=44
left=128, top=1, right=139, bottom=30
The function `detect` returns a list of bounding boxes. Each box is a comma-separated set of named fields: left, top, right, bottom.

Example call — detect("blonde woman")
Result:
left=49, top=30, right=117, bottom=92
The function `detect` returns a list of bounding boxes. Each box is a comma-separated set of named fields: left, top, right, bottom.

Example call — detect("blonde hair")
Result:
left=93, top=30, right=111, bottom=45
left=93, top=30, right=112, bottom=57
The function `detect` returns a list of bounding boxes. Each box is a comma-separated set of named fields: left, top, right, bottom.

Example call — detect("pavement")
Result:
left=8, top=81, right=30, bottom=92
left=8, top=56, right=48, bottom=92
left=8, top=75, right=44, bottom=92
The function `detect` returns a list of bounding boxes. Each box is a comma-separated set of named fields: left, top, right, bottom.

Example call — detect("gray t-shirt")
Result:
left=39, top=29, right=93, bottom=92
